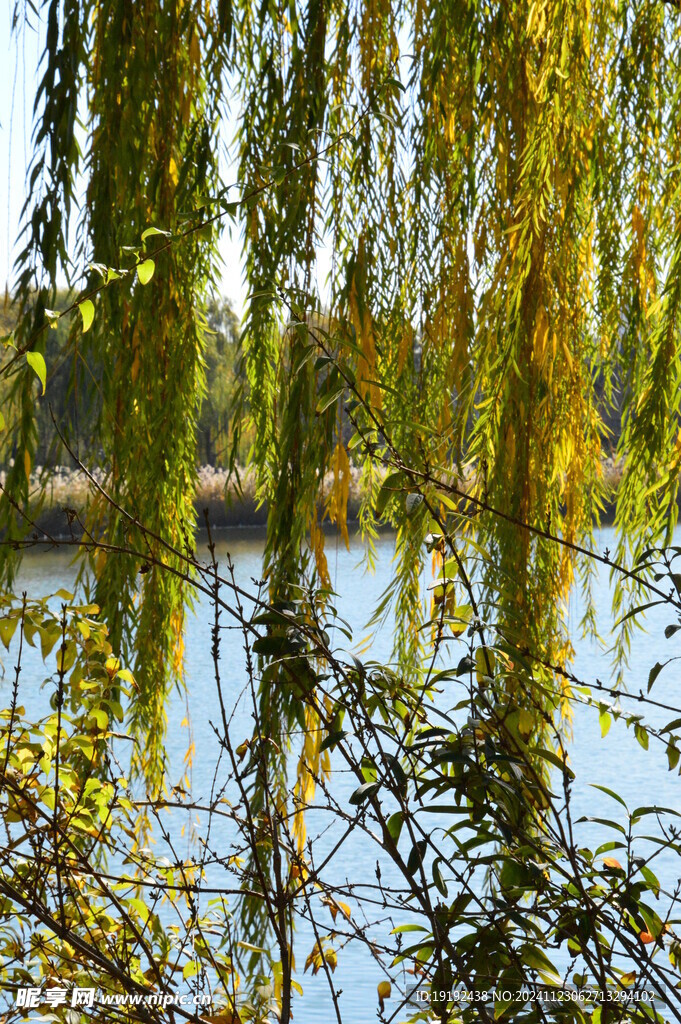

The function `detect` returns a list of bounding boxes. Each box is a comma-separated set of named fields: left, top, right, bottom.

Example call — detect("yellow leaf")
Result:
left=378, top=980, right=391, bottom=1011
left=325, top=442, right=351, bottom=550
left=533, top=306, right=549, bottom=370
left=189, top=32, right=201, bottom=67
left=105, top=656, right=121, bottom=677
left=517, top=708, right=534, bottom=740
left=475, top=647, right=495, bottom=684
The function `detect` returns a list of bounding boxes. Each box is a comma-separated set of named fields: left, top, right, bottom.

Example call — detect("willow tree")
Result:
left=231, top=0, right=681, bottom=770
left=3, top=0, right=681, bottom=794
left=2, top=0, right=228, bottom=789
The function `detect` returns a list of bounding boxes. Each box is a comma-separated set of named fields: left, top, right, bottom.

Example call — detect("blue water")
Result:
left=3, top=527, right=680, bottom=1021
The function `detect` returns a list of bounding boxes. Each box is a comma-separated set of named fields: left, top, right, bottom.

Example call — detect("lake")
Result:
left=3, top=526, right=680, bottom=1022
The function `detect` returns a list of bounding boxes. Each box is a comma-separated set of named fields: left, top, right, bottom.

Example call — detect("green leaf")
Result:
left=78, top=299, right=95, bottom=333
left=316, top=386, right=345, bottom=414
left=639, top=904, right=664, bottom=939
left=320, top=730, right=346, bottom=752
left=599, top=709, right=611, bottom=738
left=614, top=600, right=665, bottom=627
left=0, top=617, right=19, bottom=650
left=589, top=784, right=628, bottom=810
left=349, top=781, right=380, bottom=806
left=26, top=351, right=46, bottom=394
left=43, top=308, right=60, bottom=329
left=662, top=717, right=681, bottom=734
left=137, top=259, right=155, bottom=285
left=578, top=816, right=627, bottom=835
left=531, top=747, right=575, bottom=780
left=640, top=865, right=660, bottom=898
left=141, top=226, right=171, bottom=241
left=183, top=960, right=200, bottom=980
left=432, top=858, right=448, bottom=897
left=56, top=642, right=76, bottom=674
left=648, top=661, right=666, bottom=692
left=90, top=708, right=109, bottom=731
left=386, top=812, right=403, bottom=843
left=39, top=626, right=60, bottom=660
left=374, top=472, right=405, bottom=517
left=237, top=941, right=267, bottom=954
left=635, top=724, right=649, bottom=751
left=520, top=944, right=561, bottom=984
left=406, top=840, right=427, bottom=875
left=252, top=635, right=291, bottom=657
left=667, top=742, right=680, bottom=771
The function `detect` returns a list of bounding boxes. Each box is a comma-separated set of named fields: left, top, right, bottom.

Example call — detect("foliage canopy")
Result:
left=3, top=1, right=681, bottom=1020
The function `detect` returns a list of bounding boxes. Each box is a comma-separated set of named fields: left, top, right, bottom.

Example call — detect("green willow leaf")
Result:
left=78, top=299, right=95, bottom=333
left=26, top=351, right=47, bottom=395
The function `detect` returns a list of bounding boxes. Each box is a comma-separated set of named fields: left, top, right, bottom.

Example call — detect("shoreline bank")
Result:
left=4, top=459, right=629, bottom=537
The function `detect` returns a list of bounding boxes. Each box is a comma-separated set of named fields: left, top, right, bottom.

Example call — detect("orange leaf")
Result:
left=640, top=931, right=654, bottom=945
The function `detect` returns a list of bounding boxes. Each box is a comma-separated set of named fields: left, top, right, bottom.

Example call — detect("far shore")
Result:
left=3, top=458, right=628, bottom=538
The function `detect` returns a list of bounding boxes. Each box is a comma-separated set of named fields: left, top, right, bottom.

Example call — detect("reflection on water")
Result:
left=2, top=527, right=679, bottom=1022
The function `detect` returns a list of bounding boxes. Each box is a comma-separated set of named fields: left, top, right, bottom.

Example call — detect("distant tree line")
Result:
left=0, top=294, right=241, bottom=471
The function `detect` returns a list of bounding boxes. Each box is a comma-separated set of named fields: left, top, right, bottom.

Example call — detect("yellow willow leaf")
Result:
left=326, top=441, right=351, bottom=549
left=397, top=325, right=412, bottom=374
left=189, top=31, right=200, bottom=68
left=293, top=704, right=328, bottom=852
left=632, top=204, right=645, bottom=245
left=309, top=514, right=331, bottom=589
left=475, top=647, right=495, bottom=684
left=533, top=306, right=549, bottom=369
left=171, top=608, right=185, bottom=674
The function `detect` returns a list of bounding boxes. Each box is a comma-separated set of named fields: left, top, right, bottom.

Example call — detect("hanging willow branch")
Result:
left=4, top=0, right=681, bottom=936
